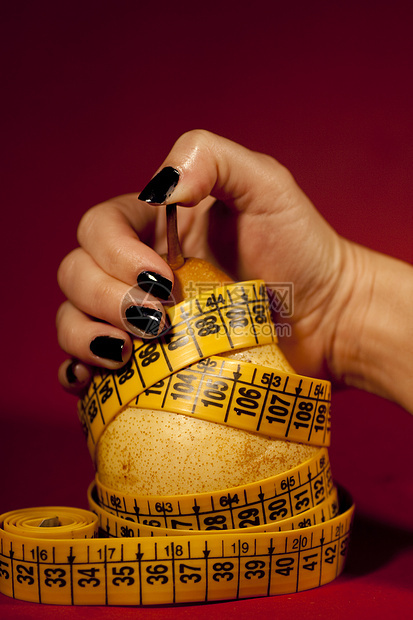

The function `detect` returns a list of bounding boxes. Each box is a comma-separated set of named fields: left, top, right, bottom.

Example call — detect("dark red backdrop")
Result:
left=1, top=1, right=412, bottom=618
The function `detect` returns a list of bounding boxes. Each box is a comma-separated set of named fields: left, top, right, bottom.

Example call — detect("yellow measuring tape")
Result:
left=89, top=481, right=341, bottom=537
left=78, top=281, right=331, bottom=458
left=0, top=493, right=354, bottom=605
left=93, top=448, right=334, bottom=530
left=0, top=280, right=355, bottom=606
left=133, top=356, right=331, bottom=447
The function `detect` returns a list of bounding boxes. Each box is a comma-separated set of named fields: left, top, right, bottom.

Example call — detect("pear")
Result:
left=96, top=206, right=318, bottom=496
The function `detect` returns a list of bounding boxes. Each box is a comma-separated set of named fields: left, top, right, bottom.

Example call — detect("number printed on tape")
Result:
left=95, top=449, right=333, bottom=530
left=78, top=281, right=278, bottom=459
left=135, top=357, right=331, bottom=447
left=0, top=280, right=355, bottom=606
left=0, top=494, right=354, bottom=605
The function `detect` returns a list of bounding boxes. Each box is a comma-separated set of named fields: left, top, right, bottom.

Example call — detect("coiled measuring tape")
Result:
left=0, top=280, right=355, bottom=606
left=0, top=492, right=354, bottom=605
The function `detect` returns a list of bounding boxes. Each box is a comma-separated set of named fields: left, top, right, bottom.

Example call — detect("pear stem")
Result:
left=166, top=204, right=185, bottom=270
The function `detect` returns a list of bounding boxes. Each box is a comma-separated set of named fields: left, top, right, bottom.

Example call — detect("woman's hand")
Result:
left=57, top=130, right=413, bottom=414
left=57, top=194, right=175, bottom=392
left=56, top=130, right=353, bottom=391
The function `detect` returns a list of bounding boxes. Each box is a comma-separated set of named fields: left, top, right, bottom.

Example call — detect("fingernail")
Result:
left=90, top=336, right=125, bottom=362
left=137, top=271, right=173, bottom=301
left=66, top=361, right=79, bottom=384
left=66, top=360, right=89, bottom=385
left=138, top=167, right=180, bottom=204
left=125, top=305, right=163, bottom=336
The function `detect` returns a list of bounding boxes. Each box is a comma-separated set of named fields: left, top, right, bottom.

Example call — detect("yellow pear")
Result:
left=96, top=206, right=318, bottom=496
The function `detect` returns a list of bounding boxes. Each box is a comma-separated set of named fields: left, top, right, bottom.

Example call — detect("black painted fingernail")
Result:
left=125, top=305, right=163, bottom=336
left=90, top=336, right=125, bottom=362
left=137, top=271, right=173, bottom=300
left=138, top=167, right=180, bottom=204
left=66, top=361, right=79, bottom=384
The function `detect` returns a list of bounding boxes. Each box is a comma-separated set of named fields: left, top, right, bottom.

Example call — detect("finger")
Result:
left=76, top=195, right=173, bottom=301
left=137, top=129, right=300, bottom=213
left=58, top=358, right=93, bottom=397
left=57, top=248, right=168, bottom=339
left=56, top=300, right=134, bottom=368
left=137, top=130, right=338, bottom=290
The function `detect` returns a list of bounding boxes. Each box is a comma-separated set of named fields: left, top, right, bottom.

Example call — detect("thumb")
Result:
left=138, top=129, right=307, bottom=215
left=137, top=130, right=344, bottom=381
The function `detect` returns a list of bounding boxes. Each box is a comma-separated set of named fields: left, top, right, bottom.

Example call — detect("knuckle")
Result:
left=57, top=248, right=82, bottom=293
left=178, top=128, right=214, bottom=146
left=260, top=153, right=295, bottom=185
left=55, top=301, right=68, bottom=330
left=77, top=204, right=101, bottom=246
left=76, top=200, right=131, bottom=275
left=101, top=238, right=126, bottom=274
left=174, top=129, right=216, bottom=164
left=173, top=129, right=218, bottom=200
left=90, top=280, right=119, bottom=319
left=255, top=152, right=297, bottom=197
left=55, top=303, right=75, bottom=352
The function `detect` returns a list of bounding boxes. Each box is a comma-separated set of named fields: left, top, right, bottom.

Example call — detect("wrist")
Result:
left=329, top=241, right=413, bottom=413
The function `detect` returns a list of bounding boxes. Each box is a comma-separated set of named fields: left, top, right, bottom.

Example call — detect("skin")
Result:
left=57, top=130, right=413, bottom=414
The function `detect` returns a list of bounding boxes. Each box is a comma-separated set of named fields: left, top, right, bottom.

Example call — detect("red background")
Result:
left=1, top=1, right=412, bottom=618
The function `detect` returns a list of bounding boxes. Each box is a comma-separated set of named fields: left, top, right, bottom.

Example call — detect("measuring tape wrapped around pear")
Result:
left=78, top=205, right=332, bottom=496
left=0, top=204, right=353, bottom=607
